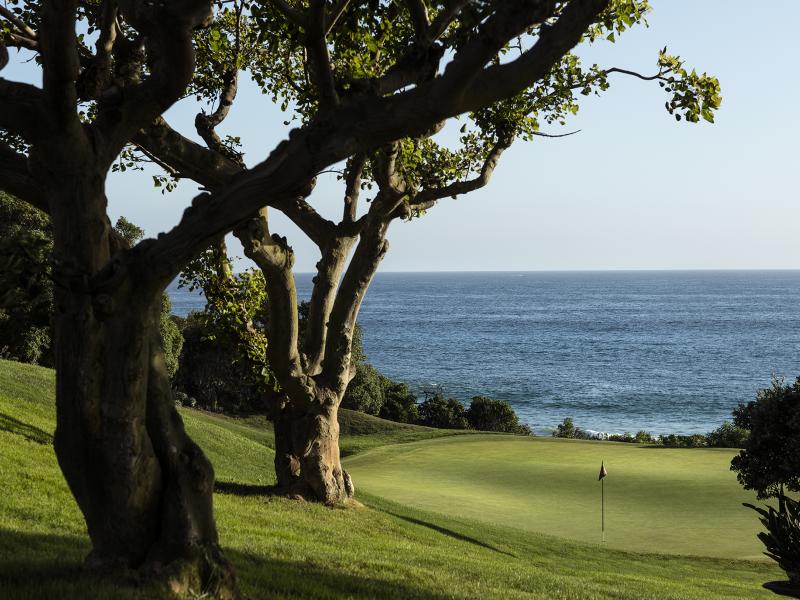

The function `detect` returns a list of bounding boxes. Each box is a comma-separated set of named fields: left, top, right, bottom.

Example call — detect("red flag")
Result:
left=598, top=462, right=608, bottom=481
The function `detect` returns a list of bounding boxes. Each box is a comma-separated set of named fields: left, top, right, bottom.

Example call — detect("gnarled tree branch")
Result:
left=134, top=0, right=610, bottom=290
left=0, top=141, right=48, bottom=213
left=405, top=134, right=513, bottom=214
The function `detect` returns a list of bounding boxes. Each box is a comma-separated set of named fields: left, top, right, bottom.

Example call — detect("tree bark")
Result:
left=272, top=394, right=353, bottom=505
left=45, top=168, right=237, bottom=597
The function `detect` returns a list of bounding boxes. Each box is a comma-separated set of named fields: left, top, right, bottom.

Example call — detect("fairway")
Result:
left=345, top=434, right=765, bottom=559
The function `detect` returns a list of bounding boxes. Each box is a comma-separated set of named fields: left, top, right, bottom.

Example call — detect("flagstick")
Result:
left=601, top=477, right=605, bottom=543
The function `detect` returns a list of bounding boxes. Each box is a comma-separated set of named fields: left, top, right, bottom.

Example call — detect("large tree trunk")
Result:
left=272, top=397, right=353, bottom=505
left=46, top=171, right=238, bottom=597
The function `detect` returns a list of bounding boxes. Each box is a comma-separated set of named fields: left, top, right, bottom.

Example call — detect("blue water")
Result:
left=168, top=271, right=800, bottom=435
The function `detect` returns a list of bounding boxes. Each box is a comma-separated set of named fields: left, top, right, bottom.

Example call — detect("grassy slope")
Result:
left=0, top=359, right=780, bottom=599
left=345, top=435, right=766, bottom=559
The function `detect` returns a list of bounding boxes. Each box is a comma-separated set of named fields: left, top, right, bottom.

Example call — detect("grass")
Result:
left=344, top=434, right=767, bottom=559
left=0, top=358, right=782, bottom=599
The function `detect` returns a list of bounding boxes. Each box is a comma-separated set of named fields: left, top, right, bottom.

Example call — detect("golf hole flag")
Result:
left=598, top=461, right=607, bottom=542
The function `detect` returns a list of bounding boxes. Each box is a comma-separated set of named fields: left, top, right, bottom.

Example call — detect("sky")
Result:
left=6, top=1, right=800, bottom=272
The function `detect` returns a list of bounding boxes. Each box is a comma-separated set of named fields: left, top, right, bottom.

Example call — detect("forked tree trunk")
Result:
left=272, top=396, right=353, bottom=505
left=46, top=171, right=238, bottom=597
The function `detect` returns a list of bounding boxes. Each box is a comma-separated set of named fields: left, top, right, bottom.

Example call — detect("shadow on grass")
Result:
left=0, top=529, right=148, bottom=599
left=379, top=510, right=516, bottom=558
left=0, top=412, right=52, bottom=444
left=636, top=445, right=737, bottom=450
left=0, top=529, right=453, bottom=599
left=214, top=480, right=276, bottom=496
left=230, top=549, right=454, bottom=600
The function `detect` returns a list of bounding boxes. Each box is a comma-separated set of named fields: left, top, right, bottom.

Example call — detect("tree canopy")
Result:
left=732, top=378, right=800, bottom=500
left=0, top=0, right=721, bottom=594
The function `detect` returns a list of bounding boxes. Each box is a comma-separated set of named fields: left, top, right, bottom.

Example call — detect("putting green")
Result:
left=345, top=434, right=766, bottom=559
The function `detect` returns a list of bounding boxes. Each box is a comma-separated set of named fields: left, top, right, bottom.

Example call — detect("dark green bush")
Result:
left=745, top=493, right=800, bottom=585
left=159, top=295, right=183, bottom=379
left=732, top=377, right=800, bottom=500
left=467, top=396, right=531, bottom=435
left=660, top=433, right=707, bottom=448
left=342, top=362, right=385, bottom=415
left=0, top=193, right=54, bottom=366
left=552, top=417, right=592, bottom=439
left=378, top=379, right=419, bottom=424
left=418, top=393, right=469, bottom=430
left=174, top=311, right=268, bottom=413
left=706, top=420, right=749, bottom=448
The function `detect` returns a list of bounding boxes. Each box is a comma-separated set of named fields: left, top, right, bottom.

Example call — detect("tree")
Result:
left=130, top=0, right=718, bottom=505
left=0, top=0, right=719, bottom=584
left=467, top=396, right=532, bottom=435
left=113, top=216, right=145, bottom=247
left=0, top=192, right=53, bottom=365
left=731, top=378, right=800, bottom=500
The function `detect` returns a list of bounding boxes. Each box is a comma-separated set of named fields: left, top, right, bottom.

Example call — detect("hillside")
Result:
left=0, top=359, right=780, bottom=599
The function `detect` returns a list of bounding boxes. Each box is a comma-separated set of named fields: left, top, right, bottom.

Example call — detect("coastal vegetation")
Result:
left=552, top=416, right=749, bottom=448
left=734, top=377, right=800, bottom=586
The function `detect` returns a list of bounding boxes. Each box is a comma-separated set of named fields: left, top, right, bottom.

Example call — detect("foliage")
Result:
left=706, top=421, right=749, bottom=449
left=418, top=393, right=469, bottom=430
left=466, top=396, right=532, bottom=435
left=0, top=202, right=181, bottom=374
left=174, top=310, right=268, bottom=413
left=0, top=192, right=53, bottom=366
left=659, top=433, right=707, bottom=448
left=378, top=379, right=419, bottom=425
left=550, top=415, right=732, bottom=447
left=113, top=216, right=145, bottom=247
left=731, top=378, right=800, bottom=500
left=176, top=246, right=272, bottom=412
left=159, top=295, right=183, bottom=379
left=744, top=493, right=800, bottom=585
left=341, top=362, right=384, bottom=415
left=552, top=417, right=592, bottom=440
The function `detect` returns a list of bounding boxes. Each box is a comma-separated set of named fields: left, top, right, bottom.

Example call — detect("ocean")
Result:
left=168, top=270, right=800, bottom=435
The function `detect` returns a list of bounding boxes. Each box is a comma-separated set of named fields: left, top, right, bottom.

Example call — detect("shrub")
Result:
left=342, top=363, right=384, bottom=415
left=418, top=393, right=469, bottom=430
left=660, top=433, right=707, bottom=448
left=745, top=493, right=800, bottom=585
left=379, top=379, right=419, bottom=424
left=732, top=377, right=800, bottom=500
left=706, top=420, right=749, bottom=448
left=159, top=295, right=183, bottom=379
left=467, top=396, right=531, bottom=435
left=552, top=417, right=592, bottom=439
left=0, top=193, right=54, bottom=366
left=174, top=311, right=269, bottom=413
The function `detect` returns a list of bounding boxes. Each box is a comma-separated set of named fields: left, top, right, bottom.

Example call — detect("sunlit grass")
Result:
left=0, top=359, right=779, bottom=599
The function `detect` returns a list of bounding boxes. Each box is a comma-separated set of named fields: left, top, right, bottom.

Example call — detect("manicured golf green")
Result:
left=345, top=434, right=765, bottom=559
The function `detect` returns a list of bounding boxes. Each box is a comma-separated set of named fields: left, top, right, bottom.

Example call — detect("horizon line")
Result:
left=288, top=267, right=800, bottom=274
